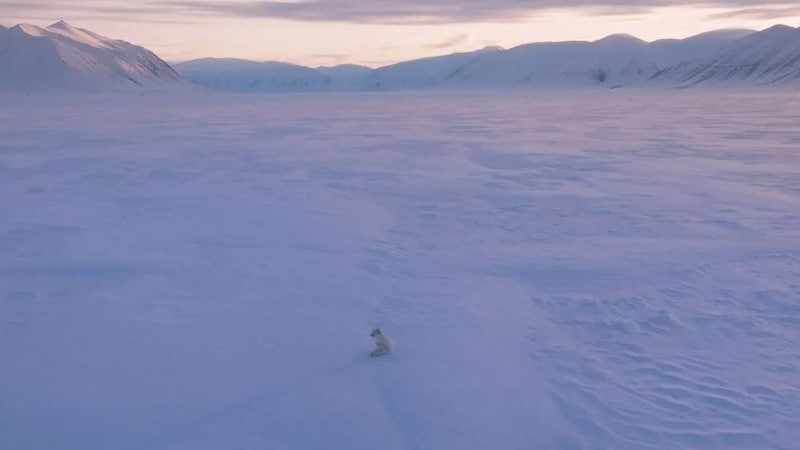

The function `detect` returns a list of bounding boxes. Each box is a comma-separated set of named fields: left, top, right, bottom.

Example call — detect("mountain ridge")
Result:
left=2, top=21, right=799, bottom=93
left=176, top=26, right=797, bottom=92
left=0, top=21, right=189, bottom=91
left=652, top=24, right=800, bottom=86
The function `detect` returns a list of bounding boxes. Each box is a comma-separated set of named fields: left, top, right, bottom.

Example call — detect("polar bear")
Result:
left=369, top=328, right=393, bottom=357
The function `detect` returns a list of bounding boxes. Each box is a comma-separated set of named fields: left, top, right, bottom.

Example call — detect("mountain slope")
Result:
left=12, top=21, right=786, bottom=93
left=434, top=30, right=750, bottom=90
left=174, top=27, right=749, bottom=93
left=316, top=64, right=372, bottom=78
left=654, top=25, right=800, bottom=86
left=175, top=58, right=336, bottom=92
left=315, top=64, right=373, bottom=90
left=649, top=29, right=754, bottom=67
left=0, top=21, right=187, bottom=91
left=358, top=46, right=501, bottom=91
left=439, top=36, right=659, bottom=89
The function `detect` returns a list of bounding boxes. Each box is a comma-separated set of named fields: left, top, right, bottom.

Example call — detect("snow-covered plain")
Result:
left=1, top=91, right=799, bottom=450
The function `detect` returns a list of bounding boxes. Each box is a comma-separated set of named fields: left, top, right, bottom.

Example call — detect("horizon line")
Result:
left=2, top=19, right=796, bottom=69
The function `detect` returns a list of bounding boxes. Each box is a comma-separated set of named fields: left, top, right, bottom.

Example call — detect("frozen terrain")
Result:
left=3, top=21, right=796, bottom=94
left=175, top=25, right=799, bottom=91
left=0, top=21, right=188, bottom=91
left=654, top=25, right=800, bottom=87
left=175, top=58, right=333, bottom=93
left=1, top=91, right=799, bottom=450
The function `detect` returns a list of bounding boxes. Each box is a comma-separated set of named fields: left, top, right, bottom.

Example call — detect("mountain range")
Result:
left=175, top=25, right=800, bottom=91
left=1, top=21, right=798, bottom=92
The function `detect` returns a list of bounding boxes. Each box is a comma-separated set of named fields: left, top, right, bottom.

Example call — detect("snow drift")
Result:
left=1, top=91, right=799, bottom=450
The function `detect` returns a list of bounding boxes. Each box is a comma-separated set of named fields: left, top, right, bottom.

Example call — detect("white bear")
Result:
left=369, top=327, right=393, bottom=357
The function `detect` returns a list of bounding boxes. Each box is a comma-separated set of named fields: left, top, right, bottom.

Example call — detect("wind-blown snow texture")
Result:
left=1, top=92, right=799, bottom=450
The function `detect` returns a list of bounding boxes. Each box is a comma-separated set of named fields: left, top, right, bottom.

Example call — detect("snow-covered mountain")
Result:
left=315, top=64, right=372, bottom=79
left=175, top=60, right=378, bottom=92
left=653, top=25, right=800, bottom=87
left=0, top=21, right=188, bottom=91
left=436, top=36, right=658, bottom=89
left=402, top=31, right=755, bottom=90
left=176, top=49, right=506, bottom=92
left=649, top=29, right=754, bottom=68
left=177, top=27, right=755, bottom=92
left=3, top=21, right=795, bottom=92
left=175, top=58, right=339, bottom=92
left=358, top=46, right=502, bottom=91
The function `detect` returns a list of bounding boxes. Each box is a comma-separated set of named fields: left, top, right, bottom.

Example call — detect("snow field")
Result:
left=1, top=91, right=799, bottom=449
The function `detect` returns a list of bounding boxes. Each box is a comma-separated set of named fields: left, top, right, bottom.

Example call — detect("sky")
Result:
left=1, top=1, right=800, bottom=66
